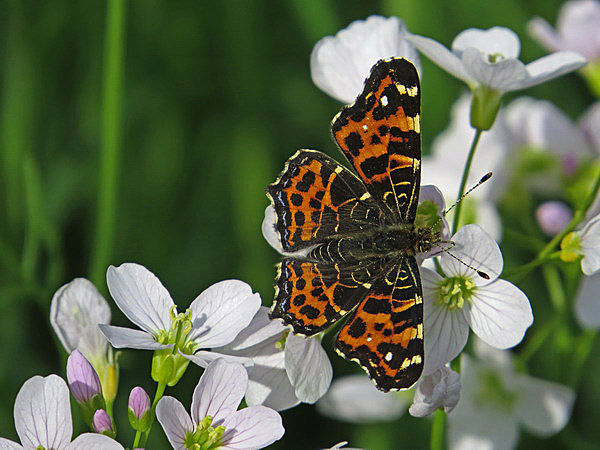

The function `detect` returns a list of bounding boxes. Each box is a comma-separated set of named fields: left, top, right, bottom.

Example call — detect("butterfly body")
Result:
left=267, top=58, right=433, bottom=391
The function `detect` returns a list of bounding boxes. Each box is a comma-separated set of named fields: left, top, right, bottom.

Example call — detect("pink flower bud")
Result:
left=129, top=386, right=150, bottom=419
left=536, top=201, right=573, bottom=236
left=92, top=409, right=113, bottom=433
left=66, top=349, right=102, bottom=403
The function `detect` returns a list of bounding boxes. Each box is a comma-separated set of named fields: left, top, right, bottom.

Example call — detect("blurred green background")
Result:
left=0, top=0, right=596, bottom=449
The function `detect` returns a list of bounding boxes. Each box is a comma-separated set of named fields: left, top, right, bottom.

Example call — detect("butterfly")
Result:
left=266, top=58, right=441, bottom=391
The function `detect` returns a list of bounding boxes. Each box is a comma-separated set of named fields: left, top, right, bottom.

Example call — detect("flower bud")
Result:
left=470, top=85, right=502, bottom=130
left=67, top=350, right=103, bottom=404
left=536, top=201, right=572, bottom=236
left=128, top=386, right=151, bottom=432
left=93, top=409, right=115, bottom=438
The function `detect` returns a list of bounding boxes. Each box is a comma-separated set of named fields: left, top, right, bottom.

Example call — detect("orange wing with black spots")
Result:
left=335, top=256, right=424, bottom=391
left=271, top=258, right=378, bottom=336
left=332, top=58, right=421, bottom=223
left=266, top=150, right=383, bottom=252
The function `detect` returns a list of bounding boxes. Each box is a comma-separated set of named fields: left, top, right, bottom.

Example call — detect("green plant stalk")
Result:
left=90, top=0, right=126, bottom=286
left=133, top=431, right=142, bottom=448
left=140, top=380, right=167, bottom=447
left=452, top=128, right=484, bottom=234
left=430, top=409, right=446, bottom=450
left=569, top=330, right=597, bottom=387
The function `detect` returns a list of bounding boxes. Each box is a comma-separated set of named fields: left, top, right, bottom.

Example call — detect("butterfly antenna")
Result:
left=443, top=172, right=493, bottom=217
left=431, top=241, right=490, bottom=280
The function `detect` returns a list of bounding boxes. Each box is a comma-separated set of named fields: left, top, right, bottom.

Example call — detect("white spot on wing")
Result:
left=385, top=352, right=393, bottom=362
left=381, top=96, right=388, bottom=106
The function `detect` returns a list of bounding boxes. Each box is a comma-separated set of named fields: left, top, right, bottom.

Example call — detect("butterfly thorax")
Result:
left=308, top=224, right=440, bottom=263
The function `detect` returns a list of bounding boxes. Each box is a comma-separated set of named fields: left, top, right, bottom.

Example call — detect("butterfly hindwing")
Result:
left=335, top=256, right=424, bottom=391
left=267, top=150, right=383, bottom=252
left=332, top=58, right=421, bottom=223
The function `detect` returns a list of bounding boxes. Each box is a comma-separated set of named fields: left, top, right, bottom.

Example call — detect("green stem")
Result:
left=542, top=264, right=566, bottom=312
left=141, top=381, right=167, bottom=447
left=133, top=431, right=142, bottom=448
left=90, top=0, right=126, bottom=286
left=452, top=128, right=483, bottom=234
left=568, top=330, right=597, bottom=387
left=430, top=409, right=446, bottom=450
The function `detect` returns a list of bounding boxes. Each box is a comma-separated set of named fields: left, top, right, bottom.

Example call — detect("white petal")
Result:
left=184, top=350, right=254, bottom=369
left=311, top=16, right=420, bottom=104
left=68, top=434, right=124, bottom=450
left=98, top=324, right=170, bottom=350
left=50, top=278, right=110, bottom=362
left=0, top=439, right=22, bottom=449
left=409, top=365, right=460, bottom=417
left=580, top=101, right=600, bottom=155
left=466, top=279, right=533, bottom=349
left=472, top=337, right=514, bottom=371
left=407, top=34, right=472, bottom=84
left=557, top=0, right=600, bottom=59
left=285, top=334, right=332, bottom=403
left=234, top=337, right=300, bottom=411
left=441, top=224, right=503, bottom=284
left=187, top=280, right=261, bottom=349
left=156, top=396, right=193, bottom=450
left=528, top=17, right=563, bottom=53
left=518, top=51, right=587, bottom=90
left=262, top=205, right=284, bottom=254
left=421, top=268, right=470, bottom=375
left=191, top=359, right=247, bottom=426
left=106, top=263, right=174, bottom=335
left=448, top=355, right=519, bottom=450
left=574, top=273, right=600, bottom=328
left=220, top=406, right=284, bottom=449
left=226, top=307, right=288, bottom=351
left=14, top=375, right=72, bottom=449
left=581, top=215, right=600, bottom=275
left=452, top=27, right=521, bottom=59
left=317, top=375, right=407, bottom=422
left=461, top=47, right=528, bottom=91
left=514, top=375, right=575, bottom=436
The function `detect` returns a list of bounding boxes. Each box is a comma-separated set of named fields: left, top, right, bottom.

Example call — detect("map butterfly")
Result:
left=266, top=58, right=441, bottom=391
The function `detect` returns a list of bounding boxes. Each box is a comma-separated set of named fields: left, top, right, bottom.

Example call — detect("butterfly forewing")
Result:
left=332, top=58, right=421, bottom=223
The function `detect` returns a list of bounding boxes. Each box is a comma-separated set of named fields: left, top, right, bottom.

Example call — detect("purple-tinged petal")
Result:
left=129, top=386, right=150, bottom=419
left=285, top=334, right=332, bottom=403
left=98, top=324, right=170, bottom=350
left=14, top=375, right=72, bottom=449
left=528, top=17, right=563, bottom=53
left=191, top=359, right=247, bottom=426
left=188, top=280, right=261, bottom=349
left=92, top=409, right=113, bottom=433
left=156, top=396, right=193, bottom=450
left=536, top=201, right=572, bottom=236
left=220, top=406, right=284, bottom=449
left=66, top=350, right=102, bottom=403
left=107, top=263, right=174, bottom=335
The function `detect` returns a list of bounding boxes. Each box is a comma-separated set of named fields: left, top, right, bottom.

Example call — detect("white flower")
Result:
left=528, top=0, right=600, bottom=61
left=408, top=26, right=586, bottom=93
left=323, top=442, right=364, bottom=450
left=156, top=359, right=284, bottom=450
left=50, top=278, right=112, bottom=373
left=448, top=340, right=575, bottom=450
left=98, top=263, right=260, bottom=365
left=562, top=213, right=600, bottom=275
left=575, top=272, right=600, bottom=328
left=0, top=375, right=123, bottom=449
left=317, top=375, right=409, bottom=423
left=409, top=365, right=461, bottom=417
left=311, top=15, right=420, bottom=104
left=213, top=307, right=332, bottom=408
left=420, top=224, right=533, bottom=375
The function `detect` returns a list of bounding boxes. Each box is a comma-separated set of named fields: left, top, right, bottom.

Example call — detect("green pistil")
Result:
left=487, top=53, right=504, bottom=63
left=474, top=369, right=517, bottom=412
left=436, top=276, right=476, bottom=310
left=184, top=416, right=225, bottom=450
